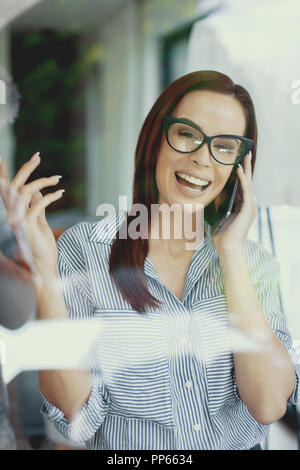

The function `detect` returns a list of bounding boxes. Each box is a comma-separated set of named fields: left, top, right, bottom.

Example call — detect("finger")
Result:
left=242, top=152, right=251, bottom=178
left=11, top=152, right=40, bottom=189
left=0, top=178, right=28, bottom=249
left=0, top=158, right=9, bottom=180
left=27, top=189, right=65, bottom=221
left=7, top=186, right=24, bottom=222
left=240, top=152, right=254, bottom=189
left=1, top=179, right=24, bottom=223
left=244, top=151, right=252, bottom=181
left=0, top=175, right=11, bottom=209
left=237, top=164, right=252, bottom=205
left=21, top=175, right=62, bottom=207
left=31, top=191, right=47, bottom=224
left=238, top=163, right=257, bottom=218
left=247, top=152, right=256, bottom=197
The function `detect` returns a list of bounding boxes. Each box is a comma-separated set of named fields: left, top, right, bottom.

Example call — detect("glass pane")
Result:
left=211, top=137, right=245, bottom=163
left=168, top=122, right=204, bottom=152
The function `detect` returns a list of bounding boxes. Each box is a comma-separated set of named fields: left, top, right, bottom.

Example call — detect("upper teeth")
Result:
left=177, top=173, right=210, bottom=187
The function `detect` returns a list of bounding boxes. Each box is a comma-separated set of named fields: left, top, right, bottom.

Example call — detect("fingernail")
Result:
left=31, top=152, right=40, bottom=162
left=52, top=175, right=62, bottom=180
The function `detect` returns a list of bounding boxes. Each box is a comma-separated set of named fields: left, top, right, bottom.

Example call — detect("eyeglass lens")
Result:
left=168, top=122, right=246, bottom=164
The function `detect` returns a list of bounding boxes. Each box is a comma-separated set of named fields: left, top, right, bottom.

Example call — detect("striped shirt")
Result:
left=40, top=211, right=300, bottom=450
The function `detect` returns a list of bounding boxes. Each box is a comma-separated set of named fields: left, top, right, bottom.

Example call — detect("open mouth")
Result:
left=175, top=172, right=212, bottom=193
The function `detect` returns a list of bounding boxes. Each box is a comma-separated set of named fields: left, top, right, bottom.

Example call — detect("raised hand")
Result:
left=212, top=151, right=258, bottom=253
left=0, top=152, right=64, bottom=278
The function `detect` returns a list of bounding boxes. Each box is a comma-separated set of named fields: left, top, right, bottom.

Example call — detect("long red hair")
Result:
left=109, top=71, right=258, bottom=312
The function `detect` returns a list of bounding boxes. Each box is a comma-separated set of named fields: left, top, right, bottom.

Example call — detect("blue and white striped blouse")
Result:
left=40, top=211, right=300, bottom=450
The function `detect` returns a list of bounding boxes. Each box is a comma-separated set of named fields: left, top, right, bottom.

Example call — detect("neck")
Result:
left=148, top=204, right=205, bottom=257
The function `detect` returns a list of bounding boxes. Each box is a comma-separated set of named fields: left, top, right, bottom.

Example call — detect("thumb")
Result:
left=0, top=158, right=9, bottom=180
left=31, top=191, right=47, bottom=225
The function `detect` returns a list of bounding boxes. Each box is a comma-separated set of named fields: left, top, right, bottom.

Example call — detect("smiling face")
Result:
left=155, top=90, right=247, bottom=212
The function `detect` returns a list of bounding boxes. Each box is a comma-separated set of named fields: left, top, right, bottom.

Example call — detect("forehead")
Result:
left=172, top=90, right=247, bottom=136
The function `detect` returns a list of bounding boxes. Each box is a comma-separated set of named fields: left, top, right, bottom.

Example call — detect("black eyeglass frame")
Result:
left=163, top=116, right=254, bottom=166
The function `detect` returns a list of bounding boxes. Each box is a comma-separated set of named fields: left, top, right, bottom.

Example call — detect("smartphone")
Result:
left=211, top=161, right=243, bottom=236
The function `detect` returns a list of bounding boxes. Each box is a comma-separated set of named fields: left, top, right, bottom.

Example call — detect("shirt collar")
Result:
left=89, top=212, right=214, bottom=248
left=89, top=212, right=216, bottom=298
left=89, top=211, right=127, bottom=245
left=145, top=221, right=216, bottom=300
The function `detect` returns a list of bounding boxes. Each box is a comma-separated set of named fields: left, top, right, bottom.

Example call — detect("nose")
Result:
left=189, top=142, right=212, bottom=166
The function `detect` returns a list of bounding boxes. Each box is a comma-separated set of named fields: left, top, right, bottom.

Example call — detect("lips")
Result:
left=174, top=173, right=212, bottom=199
left=175, top=173, right=212, bottom=191
left=175, top=170, right=212, bottom=183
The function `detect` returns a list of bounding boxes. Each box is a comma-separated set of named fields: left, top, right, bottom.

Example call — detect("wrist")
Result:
left=217, top=247, right=248, bottom=276
left=216, top=245, right=245, bottom=258
left=33, top=260, right=59, bottom=277
left=32, top=267, right=68, bottom=320
left=32, top=265, right=60, bottom=290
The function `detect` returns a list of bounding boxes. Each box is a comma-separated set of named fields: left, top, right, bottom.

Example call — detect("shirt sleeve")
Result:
left=233, top=243, right=300, bottom=406
left=40, top=225, right=110, bottom=444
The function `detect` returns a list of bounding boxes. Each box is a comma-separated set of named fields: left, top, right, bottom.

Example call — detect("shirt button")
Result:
left=185, top=380, right=193, bottom=389
left=193, top=424, right=201, bottom=431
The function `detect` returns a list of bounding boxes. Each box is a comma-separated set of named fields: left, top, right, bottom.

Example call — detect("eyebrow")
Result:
left=178, top=117, right=202, bottom=128
left=177, top=117, right=244, bottom=138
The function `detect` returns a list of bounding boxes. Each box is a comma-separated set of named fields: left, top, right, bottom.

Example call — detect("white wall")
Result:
left=84, top=0, right=199, bottom=217
left=187, top=0, right=300, bottom=207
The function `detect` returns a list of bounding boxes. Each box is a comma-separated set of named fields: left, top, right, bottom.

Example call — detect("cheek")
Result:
left=215, top=166, right=234, bottom=188
left=156, top=149, right=174, bottom=186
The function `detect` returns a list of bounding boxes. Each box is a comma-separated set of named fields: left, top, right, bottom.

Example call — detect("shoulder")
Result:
left=55, top=222, right=98, bottom=275
left=56, top=211, right=126, bottom=254
left=56, top=221, right=97, bottom=253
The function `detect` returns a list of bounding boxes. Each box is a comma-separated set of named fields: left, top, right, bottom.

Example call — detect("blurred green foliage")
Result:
left=11, top=30, right=99, bottom=214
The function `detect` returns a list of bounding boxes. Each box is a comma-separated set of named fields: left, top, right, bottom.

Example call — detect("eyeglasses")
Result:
left=163, top=116, right=254, bottom=166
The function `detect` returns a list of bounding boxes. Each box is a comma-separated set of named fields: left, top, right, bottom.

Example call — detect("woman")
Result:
left=0, top=71, right=298, bottom=450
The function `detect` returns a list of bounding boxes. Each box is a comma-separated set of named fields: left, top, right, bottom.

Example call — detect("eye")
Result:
left=178, top=131, right=196, bottom=139
left=214, top=144, right=235, bottom=153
